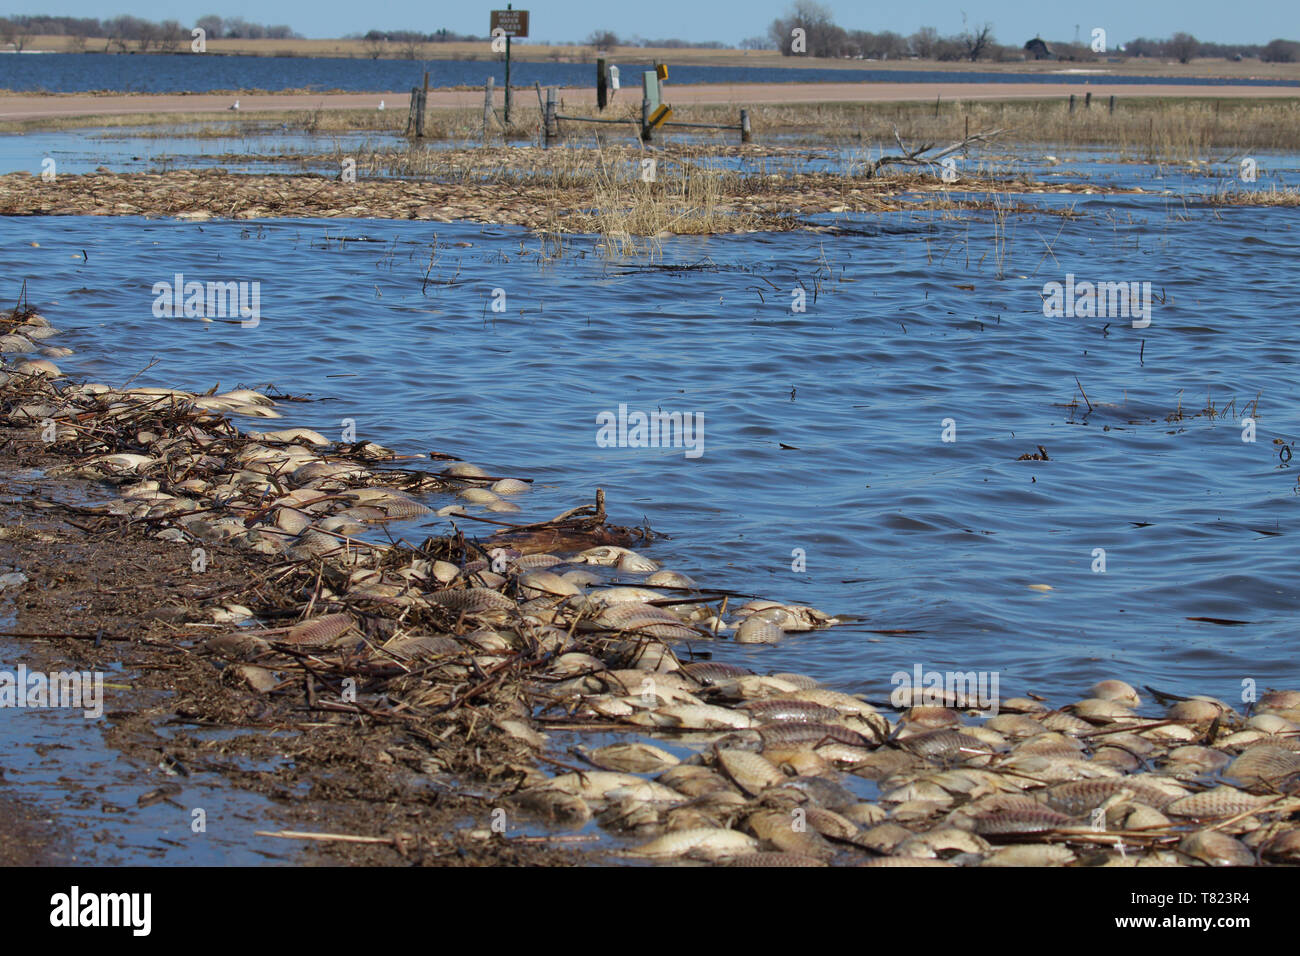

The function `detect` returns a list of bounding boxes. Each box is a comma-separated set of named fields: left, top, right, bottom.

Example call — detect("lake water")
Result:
left=1, top=53, right=1296, bottom=94
left=3, top=166, right=1297, bottom=710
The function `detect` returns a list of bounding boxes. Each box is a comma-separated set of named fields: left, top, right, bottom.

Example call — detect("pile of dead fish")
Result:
left=3, top=306, right=1298, bottom=867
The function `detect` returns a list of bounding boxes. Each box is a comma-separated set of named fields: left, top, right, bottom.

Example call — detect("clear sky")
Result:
left=10, top=1, right=1298, bottom=45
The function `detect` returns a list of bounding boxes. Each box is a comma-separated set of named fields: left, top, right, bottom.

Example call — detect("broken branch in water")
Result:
left=866, top=126, right=1009, bottom=178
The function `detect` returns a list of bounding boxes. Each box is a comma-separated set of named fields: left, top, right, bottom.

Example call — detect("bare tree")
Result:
left=400, top=38, right=425, bottom=59
left=1168, top=32, right=1199, bottom=63
left=158, top=20, right=184, bottom=52
left=196, top=15, right=223, bottom=39
left=586, top=30, right=618, bottom=50
left=363, top=36, right=387, bottom=59
left=911, top=26, right=938, bottom=58
left=962, top=22, right=994, bottom=61
left=0, top=18, right=32, bottom=52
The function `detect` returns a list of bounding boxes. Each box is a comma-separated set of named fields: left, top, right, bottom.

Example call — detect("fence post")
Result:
left=597, top=57, right=607, bottom=111
left=416, top=88, right=427, bottom=137
left=1068, top=94, right=1076, bottom=115
left=406, top=86, right=418, bottom=135
left=641, top=94, right=651, bottom=142
left=740, top=109, right=751, bottom=144
left=1084, top=91, right=1092, bottom=109
left=483, top=76, right=494, bottom=144
left=1109, top=95, right=1116, bottom=115
left=544, top=86, right=557, bottom=147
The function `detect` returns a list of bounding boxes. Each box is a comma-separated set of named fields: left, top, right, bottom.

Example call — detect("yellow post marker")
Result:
left=656, top=63, right=668, bottom=80
left=648, top=104, right=672, bottom=130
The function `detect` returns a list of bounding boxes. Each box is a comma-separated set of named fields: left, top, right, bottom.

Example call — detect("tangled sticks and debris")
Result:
left=3, top=304, right=1300, bottom=867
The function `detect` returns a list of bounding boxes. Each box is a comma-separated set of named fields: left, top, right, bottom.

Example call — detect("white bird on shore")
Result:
left=378, top=100, right=385, bottom=110
left=229, top=99, right=240, bottom=111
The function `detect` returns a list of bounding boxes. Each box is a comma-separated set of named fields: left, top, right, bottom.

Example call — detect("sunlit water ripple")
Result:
left=2, top=192, right=1296, bottom=706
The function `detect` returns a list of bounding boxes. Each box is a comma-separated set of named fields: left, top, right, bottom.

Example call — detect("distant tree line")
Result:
left=761, top=1, right=1297, bottom=63
left=0, top=14, right=297, bottom=51
left=355, top=29, right=486, bottom=44
left=2, top=8, right=1295, bottom=63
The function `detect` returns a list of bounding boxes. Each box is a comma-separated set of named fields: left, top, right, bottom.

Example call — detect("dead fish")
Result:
left=491, top=478, right=529, bottom=494
left=740, top=699, right=840, bottom=724
left=428, top=588, right=517, bottom=614
left=716, top=748, right=785, bottom=795
left=624, top=828, right=758, bottom=861
left=683, top=661, right=753, bottom=685
left=1179, top=830, right=1254, bottom=866
left=735, top=616, right=784, bottom=644
left=1167, top=787, right=1272, bottom=820
left=444, top=461, right=488, bottom=478
left=900, top=729, right=991, bottom=762
left=983, top=844, right=1076, bottom=867
left=787, top=688, right=876, bottom=716
left=645, top=570, right=696, bottom=589
left=15, top=358, right=61, bottom=378
left=539, top=771, right=648, bottom=801
left=283, top=613, right=355, bottom=648
left=630, top=704, right=753, bottom=730
left=1261, top=829, right=1300, bottom=863
left=589, top=743, right=681, bottom=774
left=519, top=570, right=583, bottom=598
left=594, top=603, right=699, bottom=640
left=747, top=809, right=837, bottom=860
left=1089, top=679, right=1141, bottom=706
left=895, top=827, right=990, bottom=859
left=727, top=852, right=827, bottom=867
left=1226, top=745, right=1300, bottom=788
left=758, top=721, right=870, bottom=750
left=971, top=807, right=1074, bottom=837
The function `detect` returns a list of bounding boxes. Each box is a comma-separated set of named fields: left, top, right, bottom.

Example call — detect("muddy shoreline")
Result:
left=0, top=439, right=583, bottom=866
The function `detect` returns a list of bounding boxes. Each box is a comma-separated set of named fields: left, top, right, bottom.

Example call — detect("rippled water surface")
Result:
left=3, top=54, right=1296, bottom=94
left=2, top=185, right=1297, bottom=707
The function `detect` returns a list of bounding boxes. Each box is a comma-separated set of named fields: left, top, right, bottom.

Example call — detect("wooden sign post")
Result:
left=490, top=6, right=529, bottom=125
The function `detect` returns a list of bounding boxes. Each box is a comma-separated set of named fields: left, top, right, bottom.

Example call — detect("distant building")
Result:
left=1024, top=37, right=1052, bottom=60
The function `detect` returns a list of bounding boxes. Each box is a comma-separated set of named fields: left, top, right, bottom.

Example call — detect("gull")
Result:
left=378, top=100, right=385, bottom=110
left=229, top=99, right=240, bottom=111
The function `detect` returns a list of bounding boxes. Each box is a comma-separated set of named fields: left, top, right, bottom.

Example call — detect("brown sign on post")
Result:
left=490, top=10, right=529, bottom=37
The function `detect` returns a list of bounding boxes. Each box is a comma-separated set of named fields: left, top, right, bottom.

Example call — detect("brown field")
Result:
left=1, top=82, right=1297, bottom=131
left=7, top=33, right=1300, bottom=82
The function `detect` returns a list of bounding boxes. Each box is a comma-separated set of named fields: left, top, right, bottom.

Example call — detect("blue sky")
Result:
left=12, top=1, right=1298, bottom=45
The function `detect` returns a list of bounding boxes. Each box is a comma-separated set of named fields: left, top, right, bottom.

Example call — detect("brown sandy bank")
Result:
left=1, top=81, right=1297, bottom=124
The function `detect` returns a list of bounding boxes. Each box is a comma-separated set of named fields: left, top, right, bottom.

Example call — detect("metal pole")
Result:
left=641, top=94, right=650, bottom=143
left=597, top=57, right=607, bottom=111
left=504, top=3, right=513, bottom=125
left=483, top=75, right=494, bottom=144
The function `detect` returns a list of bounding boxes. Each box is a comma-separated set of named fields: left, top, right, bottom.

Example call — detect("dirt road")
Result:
left=1, top=80, right=1296, bottom=123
